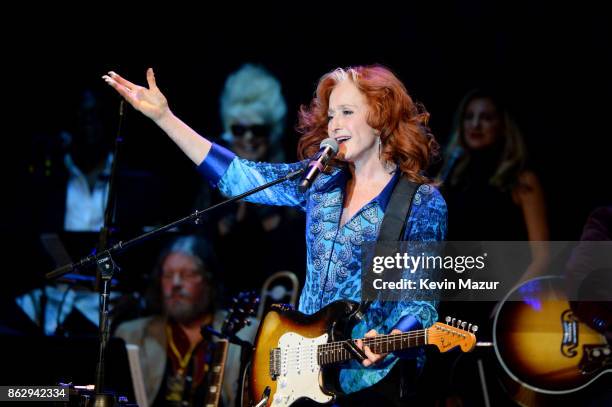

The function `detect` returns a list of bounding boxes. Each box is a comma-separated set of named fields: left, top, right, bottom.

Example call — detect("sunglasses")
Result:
left=230, top=124, right=271, bottom=138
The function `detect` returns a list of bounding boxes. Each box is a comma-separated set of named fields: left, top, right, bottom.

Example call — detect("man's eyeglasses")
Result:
left=161, top=270, right=202, bottom=282
left=230, top=124, right=271, bottom=139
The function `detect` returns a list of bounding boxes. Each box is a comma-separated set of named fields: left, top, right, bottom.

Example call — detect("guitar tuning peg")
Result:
left=457, top=320, right=462, bottom=328
left=451, top=318, right=456, bottom=327
left=461, top=321, right=467, bottom=329
left=472, top=325, right=478, bottom=333
left=445, top=316, right=451, bottom=323
left=468, top=323, right=472, bottom=331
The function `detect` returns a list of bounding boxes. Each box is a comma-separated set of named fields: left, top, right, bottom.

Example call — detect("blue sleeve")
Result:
left=393, top=315, right=422, bottom=331
left=197, top=143, right=309, bottom=210
left=197, top=143, right=236, bottom=187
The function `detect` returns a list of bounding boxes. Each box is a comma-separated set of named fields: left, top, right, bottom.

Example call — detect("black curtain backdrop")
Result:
left=3, top=3, right=611, bottom=296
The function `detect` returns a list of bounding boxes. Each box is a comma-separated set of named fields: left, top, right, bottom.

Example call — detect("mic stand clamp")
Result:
left=94, top=253, right=121, bottom=406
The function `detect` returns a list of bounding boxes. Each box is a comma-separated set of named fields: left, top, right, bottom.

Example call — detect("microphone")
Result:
left=299, top=138, right=339, bottom=192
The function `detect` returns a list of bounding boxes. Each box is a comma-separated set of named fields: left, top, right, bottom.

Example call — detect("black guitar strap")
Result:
left=358, top=176, right=420, bottom=317
left=359, top=177, right=421, bottom=400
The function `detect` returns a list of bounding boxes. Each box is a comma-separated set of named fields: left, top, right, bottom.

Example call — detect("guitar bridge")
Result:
left=561, top=309, right=579, bottom=357
left=269, top=348, right=281, bottom=380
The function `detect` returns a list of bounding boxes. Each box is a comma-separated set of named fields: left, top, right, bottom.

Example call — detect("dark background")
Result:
left=3, top=3, right=612, bottom=295
left=0, top=5, right=610, bottom=402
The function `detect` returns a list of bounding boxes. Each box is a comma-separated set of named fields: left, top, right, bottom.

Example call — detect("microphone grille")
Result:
left=320, top=137, right=339, bottom=154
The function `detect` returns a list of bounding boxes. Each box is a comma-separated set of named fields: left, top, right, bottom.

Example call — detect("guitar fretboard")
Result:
left=204, top=339, right=229, bottom=407
left=317, top=330, right=427, bottom=365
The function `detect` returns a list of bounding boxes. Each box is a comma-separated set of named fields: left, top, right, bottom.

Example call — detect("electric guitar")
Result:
left=493, top=276, right=611, bottom=398
left=248, top=300, right=477, bottom=406
left=204, top=291, right=259, bottom=407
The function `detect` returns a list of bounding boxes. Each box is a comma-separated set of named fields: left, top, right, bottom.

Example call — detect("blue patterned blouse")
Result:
left=198, top=143, right=448, bottom=393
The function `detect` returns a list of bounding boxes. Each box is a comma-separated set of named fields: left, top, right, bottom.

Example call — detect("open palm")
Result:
left=102, top=68, right=169, bottom=121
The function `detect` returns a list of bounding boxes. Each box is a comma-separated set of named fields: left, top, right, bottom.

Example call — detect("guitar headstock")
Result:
left=426, top=316, right=477, bottom=353
left=221, top=290, right=260, bottom=337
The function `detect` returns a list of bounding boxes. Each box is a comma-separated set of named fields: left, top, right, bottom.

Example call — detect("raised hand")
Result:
left=102, top=68, right=169, bottom=122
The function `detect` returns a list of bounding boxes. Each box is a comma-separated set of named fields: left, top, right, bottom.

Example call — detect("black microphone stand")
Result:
left=95, top=99, right=126, bottom=406
left=46, top=155, right=304, bottom=405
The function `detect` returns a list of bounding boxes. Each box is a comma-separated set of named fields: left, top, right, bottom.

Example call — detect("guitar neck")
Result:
left=317, top=329, right=428, bottom=366
left=204, top=339, right=229, bottom=407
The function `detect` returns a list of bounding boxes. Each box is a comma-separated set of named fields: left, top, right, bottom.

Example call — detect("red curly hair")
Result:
left=297, top=65, right=438, bottom=183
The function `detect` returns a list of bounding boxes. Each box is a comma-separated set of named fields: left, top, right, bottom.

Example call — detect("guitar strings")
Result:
left=278, top=329, right=469, bottom=355
left=276, top=332, right=471, bottom=365
left=278, top=334, right=468, bottom=368
left=277, top=331, right=469, bottom=357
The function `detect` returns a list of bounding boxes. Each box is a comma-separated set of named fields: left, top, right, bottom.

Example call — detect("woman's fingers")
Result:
left=146, top=68, right=157, bottom=89
left=102, top=75, right=134, bottom=103
left=364, top=329, right=378, bottom=338
left=355, top=339, right=373, bottom=367
left=357, top=330, right=384, bottom=367
left=108, top=71, right=138, bottom=91
left=363, top=345, right=380, bottom=366
left=103, top=69, right=169, bottom=122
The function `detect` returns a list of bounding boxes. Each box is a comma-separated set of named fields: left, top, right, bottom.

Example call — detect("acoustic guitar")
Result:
left=493, top=276, right=611, bottom=398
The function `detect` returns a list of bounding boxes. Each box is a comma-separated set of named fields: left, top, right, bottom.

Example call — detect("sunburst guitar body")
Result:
left=248, top=300, right=477, bottom=406
left=493, top=276, right=611, bottom=397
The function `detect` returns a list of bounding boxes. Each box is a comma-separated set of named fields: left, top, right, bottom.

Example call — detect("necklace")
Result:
left=166, top=324, right=198, bottom=375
